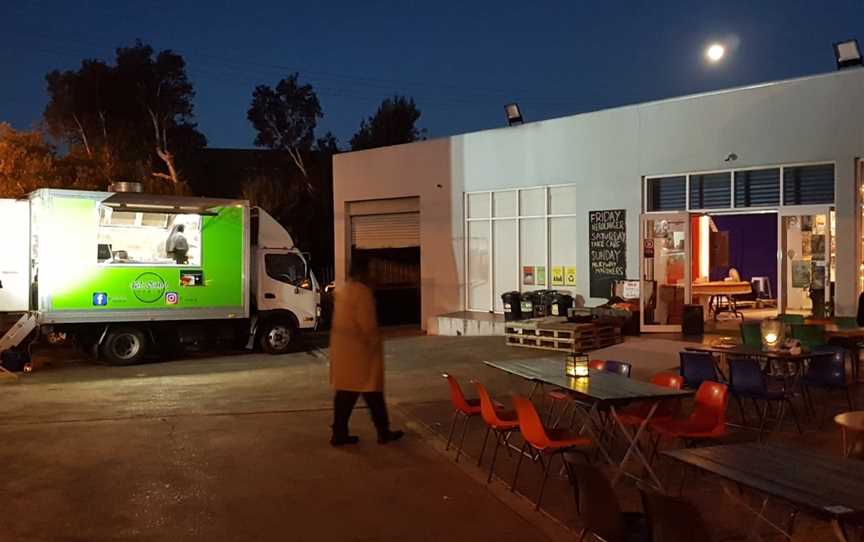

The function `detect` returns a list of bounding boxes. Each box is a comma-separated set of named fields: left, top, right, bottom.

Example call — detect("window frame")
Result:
left=265, top=252, right=311, bottom=290
left=96, top=206, right=204, bottom=268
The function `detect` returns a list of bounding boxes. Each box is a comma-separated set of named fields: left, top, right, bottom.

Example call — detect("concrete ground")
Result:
left=1, top=332, right=862, bottom=541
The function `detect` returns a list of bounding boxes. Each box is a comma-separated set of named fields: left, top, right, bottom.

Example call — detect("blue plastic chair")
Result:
left=679, top=351, right=719, bottom=390
left=802, top=347, right=854, bottom=420
left=728, top=357, right=800, bottom=439
left=602, top=360, right=632, bottom=378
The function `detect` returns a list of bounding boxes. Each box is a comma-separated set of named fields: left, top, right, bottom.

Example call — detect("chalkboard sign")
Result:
left=589, top=209, right=627, bottom=298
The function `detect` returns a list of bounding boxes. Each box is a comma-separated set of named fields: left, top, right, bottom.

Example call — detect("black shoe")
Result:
left=330, top=435, right=360, bottom=447
left=377, top=430, right=404, bottom=444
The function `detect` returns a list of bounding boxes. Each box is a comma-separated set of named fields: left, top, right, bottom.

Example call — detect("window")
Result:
left=735, top=168, right=780, bottom=207
left=783, top=164, right=835, bottom=205
left=646, top=176, right=686, bottom=212
left=689, top=172, right=731, bottom=209
left=265, top=253, right=309, bottom=288
left=467, top=221, right=491, bottom=310
left=97, top=207, right=202, bottom=266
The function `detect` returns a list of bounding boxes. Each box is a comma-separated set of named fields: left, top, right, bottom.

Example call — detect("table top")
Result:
left=691, top=281, right=753, bottom=295
left=663, top=443, right=864, bottom=520
left=685, top=343, right=816, bottom=360
left=483, top=357, right=693, bottom=402
left=835, top=411, right=864, bottom=431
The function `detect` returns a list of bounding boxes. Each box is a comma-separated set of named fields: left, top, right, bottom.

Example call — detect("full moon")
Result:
left=706, top=43, right=725, bottom=62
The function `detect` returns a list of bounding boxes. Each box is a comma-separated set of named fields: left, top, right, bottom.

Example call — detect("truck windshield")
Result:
left=265, top=253, right=308, bottom=288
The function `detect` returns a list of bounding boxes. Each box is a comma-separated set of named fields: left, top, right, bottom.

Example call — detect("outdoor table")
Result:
left=484, top=357, right=692, bottom=489
left=684, top=343, right=814, bottom=382
left=663, top=442, right=864, bottom=541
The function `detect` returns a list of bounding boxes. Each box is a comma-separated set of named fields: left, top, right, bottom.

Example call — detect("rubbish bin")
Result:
left=547, top=291, right=574, bottom=317
left=501, top=291, right=523, bottom=321
left=682, top=304, right=704, bottom=336
left=533, top=290, right=552, bottom=318
left=520, top=291, right=538, bottom=318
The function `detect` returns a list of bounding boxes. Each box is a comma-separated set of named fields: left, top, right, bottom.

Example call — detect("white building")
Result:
left=333, top=69, right=864, bottom=334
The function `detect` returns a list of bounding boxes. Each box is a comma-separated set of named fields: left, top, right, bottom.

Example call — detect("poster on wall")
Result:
left=551, top=266, right=564, bottom=286
left=522, top=266, right=535, bottom=285
left=811, top=234, right=826, bottom=261
left=791, top=260, right=811, bottom=288
left=565, top=266, right=577, bottom=286
left=588, top=209, right=627, bottom=298
left=535, top=266, right=546, bottom=285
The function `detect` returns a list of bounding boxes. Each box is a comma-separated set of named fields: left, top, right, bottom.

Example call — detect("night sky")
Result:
left=1, top=1, right=861, bottom=149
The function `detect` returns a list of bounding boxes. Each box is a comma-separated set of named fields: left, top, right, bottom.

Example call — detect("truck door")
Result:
left=0, top=199, right=31, bottom=312
left=258, top=251, right=318, bottom=328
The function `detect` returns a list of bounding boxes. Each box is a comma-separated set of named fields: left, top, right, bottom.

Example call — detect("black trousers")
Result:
left=332, top=390, right=389, bottom=437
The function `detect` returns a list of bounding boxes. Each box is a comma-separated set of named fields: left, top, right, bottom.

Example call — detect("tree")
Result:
left=349, top=95, right=425, bottom=151
left=0, top=123, right=59, bottom=197
left=43, top=41, right=206, bottom=191
left=247, top=73, right=322, bottom=181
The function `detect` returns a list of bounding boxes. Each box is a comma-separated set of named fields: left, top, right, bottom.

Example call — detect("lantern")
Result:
left=761, top=318, right=783, bottom=351
left=566, top=353, right=590, bottom=378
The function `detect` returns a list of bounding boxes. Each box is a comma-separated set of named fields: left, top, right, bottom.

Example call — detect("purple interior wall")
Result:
left=710, top=213, right=777, bottom=297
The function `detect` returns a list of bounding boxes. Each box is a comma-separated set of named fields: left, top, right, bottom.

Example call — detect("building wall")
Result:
left=334, top=69, right=864, bottom=329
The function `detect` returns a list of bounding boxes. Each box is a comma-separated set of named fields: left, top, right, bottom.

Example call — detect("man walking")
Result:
left=329, top=259, right=403, bottom=446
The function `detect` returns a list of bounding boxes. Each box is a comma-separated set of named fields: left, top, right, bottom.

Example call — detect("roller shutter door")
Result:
left=351, top=213, right=420, bottom=249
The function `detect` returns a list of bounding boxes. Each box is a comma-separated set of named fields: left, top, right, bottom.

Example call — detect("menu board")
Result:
left=589, top=209, right=627, bottom=298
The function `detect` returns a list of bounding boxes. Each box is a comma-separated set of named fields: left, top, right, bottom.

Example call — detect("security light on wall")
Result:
left=834, top=39, right=862, bottom=70
left=505, top=103, right=523, bottom=126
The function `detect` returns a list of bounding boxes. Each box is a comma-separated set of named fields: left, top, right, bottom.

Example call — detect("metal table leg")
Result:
left=610, top=402, right=663, bottom=489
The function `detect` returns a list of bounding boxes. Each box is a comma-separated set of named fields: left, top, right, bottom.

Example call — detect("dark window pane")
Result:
left=647, top=176, right=686, bottom=211
left=783, top=164, right=835, bottom=205
left=265, top=253, right=307, bottom=287
left=689, top=172, right=731, bottom=209
left=734, top=168, right=780, bottom=207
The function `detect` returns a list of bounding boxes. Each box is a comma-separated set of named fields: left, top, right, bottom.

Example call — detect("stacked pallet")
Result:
left=504, top=317, right=622, bottom=353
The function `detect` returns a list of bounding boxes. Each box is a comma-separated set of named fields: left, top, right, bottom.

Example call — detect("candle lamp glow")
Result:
left=565, top=353, right=590, bottom=377
left=761, top=318, right=783, bottom=350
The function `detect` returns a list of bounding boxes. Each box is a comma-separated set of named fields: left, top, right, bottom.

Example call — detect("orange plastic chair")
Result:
left=511, top=394, right=593, bottom=510
left=443, top=374, right=482, bottom=463
left=650, top=381, right=729, bottom=457
left=589, top=359, right=606, bottom=371
left=616, top=372, right=684, bottom=427
left=473, top=381, right=520, bottom=483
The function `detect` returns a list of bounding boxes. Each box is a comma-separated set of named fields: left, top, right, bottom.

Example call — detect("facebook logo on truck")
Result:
left=92, top=292, right=108, bottom=306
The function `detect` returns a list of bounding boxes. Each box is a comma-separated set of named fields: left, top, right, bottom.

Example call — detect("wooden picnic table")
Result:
left=484, top=356, right=692, bottom=489
left=663, top=442, right=864, bottom=541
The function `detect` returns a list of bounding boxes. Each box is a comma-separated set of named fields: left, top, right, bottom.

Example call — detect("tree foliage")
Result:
left=43, top=41, right=205, bottom=191
left=349, top=95, right=425, bottom=151
left=247, top=73, right=322, bottom=180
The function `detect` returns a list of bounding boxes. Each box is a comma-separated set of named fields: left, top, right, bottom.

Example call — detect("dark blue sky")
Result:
left=1, top=1, right=861, bottom=149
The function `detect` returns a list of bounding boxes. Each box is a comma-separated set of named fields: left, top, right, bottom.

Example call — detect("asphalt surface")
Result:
left=0, top=334, right=567, bottom=542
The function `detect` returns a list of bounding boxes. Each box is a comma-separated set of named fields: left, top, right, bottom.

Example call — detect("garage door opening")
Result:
left=349, top=198, right=421, bottom=327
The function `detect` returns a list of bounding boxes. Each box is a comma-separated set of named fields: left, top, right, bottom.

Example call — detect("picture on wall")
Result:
left=522, top=266, right=535, bottom=285
left=565, top=266, right=577, bottom=286
left=810, top=234, right=825, bottom=261
left=551, top=266, right=564, bottom=286
left=791, top=260, right=811, bottom=288
left=535, top=266, right=546, bottom=285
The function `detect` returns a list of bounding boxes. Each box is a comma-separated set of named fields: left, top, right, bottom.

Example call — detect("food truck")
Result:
left=0, top=187, right=320, bottom=364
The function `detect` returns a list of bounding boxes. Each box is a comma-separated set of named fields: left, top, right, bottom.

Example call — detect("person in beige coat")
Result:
left=329, top=260, right=403, bottom=446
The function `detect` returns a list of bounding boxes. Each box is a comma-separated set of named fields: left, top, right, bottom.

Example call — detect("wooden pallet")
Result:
left=504, top=317, right=622, bottom=353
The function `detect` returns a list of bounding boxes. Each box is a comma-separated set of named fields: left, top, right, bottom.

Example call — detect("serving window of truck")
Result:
left=97, top=206, right=203, bottom=266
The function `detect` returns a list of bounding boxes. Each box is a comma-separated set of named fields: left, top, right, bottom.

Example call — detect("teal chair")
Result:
left=791, top=324, right=827, bottom=349
left=740, top=322, right=763, bottom=347
left=833, top=317, right=859, bottom=329
left=778, top=314, right=805, bottom=325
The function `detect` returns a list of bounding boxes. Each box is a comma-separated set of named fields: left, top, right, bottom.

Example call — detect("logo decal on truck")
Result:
left=92, top=292, right=108, bottom=306
left=165, top=292, right=179, bottom=305
left=131, top=273, right=167, bottom=303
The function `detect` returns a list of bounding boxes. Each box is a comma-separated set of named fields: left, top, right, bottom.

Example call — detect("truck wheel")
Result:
left=102, top=327, right=147, bottom=365
left=258, top=320, right=294, bottom=355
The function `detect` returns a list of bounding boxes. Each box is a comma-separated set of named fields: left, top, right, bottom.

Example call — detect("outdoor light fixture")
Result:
left=834, top=39, right=862, bottom=70
left=505, top=103, right=523, bottom=126
left=565, top=353, right=590, bottom=378
left=760, top=318, right=784, bottom=351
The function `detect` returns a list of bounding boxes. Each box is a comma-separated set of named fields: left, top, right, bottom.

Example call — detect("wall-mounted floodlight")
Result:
left=505, top=103, right=523, bottom=126
left=834, top=39, right=862, bottom=70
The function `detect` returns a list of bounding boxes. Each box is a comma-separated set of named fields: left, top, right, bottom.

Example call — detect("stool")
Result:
left=834, top=411, right=864, bottom=459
